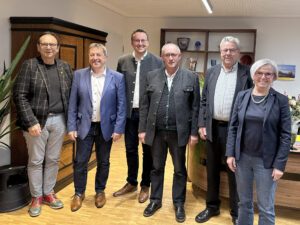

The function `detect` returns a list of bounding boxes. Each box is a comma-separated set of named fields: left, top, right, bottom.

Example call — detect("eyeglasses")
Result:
left=220, top=48, right=238, bottom=54
left=255, top=72, right=274, bottom=78
left=39, top=43, right=58, bottom=48
left=132, top=39, right=148, bottom=44
left=163, top=53, right=179, bottom=58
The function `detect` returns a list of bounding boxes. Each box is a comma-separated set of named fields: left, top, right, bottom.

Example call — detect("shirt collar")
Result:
left=165, top=67, right=179, bottom=78
left=132, top=51, right=148, bottom=61
left=221, top=62, right=238, bottom=73
left=91, top=67, right=106, bottom=78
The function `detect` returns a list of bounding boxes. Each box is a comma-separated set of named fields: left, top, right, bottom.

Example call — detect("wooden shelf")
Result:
left=161, top=28, right=256, bottom=73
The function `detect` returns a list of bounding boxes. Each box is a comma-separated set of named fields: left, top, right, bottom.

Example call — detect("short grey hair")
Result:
left=220, top=36, right=240, bottom=50
left=250, top=58, right=279, bottom=80
left=161, top=43, right=181, bottom=55
left=89, top=43, right=107, bottom=56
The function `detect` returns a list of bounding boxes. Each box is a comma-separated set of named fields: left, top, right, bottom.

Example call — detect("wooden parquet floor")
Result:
left=1, top=138, right=299, bottom=225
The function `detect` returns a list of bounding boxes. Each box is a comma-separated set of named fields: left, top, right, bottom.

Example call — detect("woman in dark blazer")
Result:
left=226, top=59, right=291, bottom=225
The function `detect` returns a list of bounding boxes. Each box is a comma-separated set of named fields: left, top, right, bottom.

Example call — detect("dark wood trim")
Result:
left=10, top=17, right=107, bottom=38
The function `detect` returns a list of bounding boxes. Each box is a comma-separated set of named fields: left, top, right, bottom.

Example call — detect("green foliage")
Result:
left=0, top=36, right=31, bottom=140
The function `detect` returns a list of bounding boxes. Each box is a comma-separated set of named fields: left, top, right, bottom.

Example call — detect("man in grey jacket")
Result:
left=113, top=29, right=163, bottom=203
left=139, top=43, right=200, bottom=222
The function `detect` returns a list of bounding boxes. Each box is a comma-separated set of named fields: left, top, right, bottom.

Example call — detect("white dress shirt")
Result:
left=91, top=68, right=106, bottom=122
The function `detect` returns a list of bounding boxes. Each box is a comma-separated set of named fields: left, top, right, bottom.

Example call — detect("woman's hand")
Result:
left=226, top=156, right=236, bottom=172
left=272, top=168, right=284, bottom=181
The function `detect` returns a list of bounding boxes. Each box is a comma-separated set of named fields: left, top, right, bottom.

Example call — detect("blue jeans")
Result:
left=236, top=153, right=277, bottom=225
left=73, top=123, right=112, bottom=194
left=24, top=114, right=66, bottom=197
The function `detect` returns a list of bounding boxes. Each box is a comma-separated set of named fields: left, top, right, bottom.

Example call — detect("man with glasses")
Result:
left=13, top=31, right=73, bottom=217
left=139, top=43, right=199, bottom=222
left=113, top=29, right=163, bottom=203
left=195, top=36, right=252, bottom=225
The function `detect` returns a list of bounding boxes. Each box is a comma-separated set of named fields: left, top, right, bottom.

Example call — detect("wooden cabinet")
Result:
left=160, top=29, right=256, bottom=74
left=10, top=17, right=107, bottom=191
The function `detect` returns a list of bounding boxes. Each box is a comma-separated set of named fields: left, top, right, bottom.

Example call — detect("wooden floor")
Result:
left=1, top=138, right=299, bottom=225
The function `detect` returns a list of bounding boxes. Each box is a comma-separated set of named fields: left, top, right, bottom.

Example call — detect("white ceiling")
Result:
left=91, top=0, right=300, bottom=18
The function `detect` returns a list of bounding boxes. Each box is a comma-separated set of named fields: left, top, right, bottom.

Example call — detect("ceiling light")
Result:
left=202, top=0, right=213, bottom=14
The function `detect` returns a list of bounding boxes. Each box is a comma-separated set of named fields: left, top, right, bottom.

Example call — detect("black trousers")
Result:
left=124, top=110, right=152, bottom=187
left=150, top=130, right=187, bottom=206
left=205, top=120, right=238, bottom=218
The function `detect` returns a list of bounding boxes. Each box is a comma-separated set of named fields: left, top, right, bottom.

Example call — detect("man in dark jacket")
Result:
left=113, top=29, right=163, bottom=203
left=139, top=43, right=200, bottom=222
left=13, top=32, right=73, bottom=217
left=196, top=36, right=252, bottom=225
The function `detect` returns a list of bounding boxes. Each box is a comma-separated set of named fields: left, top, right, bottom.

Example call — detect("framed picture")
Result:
left=278, top=64, right=296, bottom=80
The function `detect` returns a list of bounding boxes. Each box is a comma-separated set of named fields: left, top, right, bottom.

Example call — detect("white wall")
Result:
left=125, top=17, right=300, bottom=96
left=0, top=0, right=126, bottom=70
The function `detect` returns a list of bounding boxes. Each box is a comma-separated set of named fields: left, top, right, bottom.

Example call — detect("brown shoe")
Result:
left=113, top=183, right=137, bottom=197
left=95, top=192, right=106, bottom=208
left=138, top=186, right=150, bottom=203
left=70, top=194, right=85, bottom=212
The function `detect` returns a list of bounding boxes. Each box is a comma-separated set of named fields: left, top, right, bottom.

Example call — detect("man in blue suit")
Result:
left=67, top=43, right=126, bottom=212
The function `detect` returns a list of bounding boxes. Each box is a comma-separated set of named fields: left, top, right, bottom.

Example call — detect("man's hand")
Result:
left=28, top=123, right=42, bottom=136
left=189, top=135, right=199, bottom=146
left=198, top=127, right=207, bottom=140
left=112, top=133, right=122, bottom=142
left=68, top=131, right=77, bottom=141
left=226, top=156, right=236, bottom=172
left=138, top=132, right=146, bottom=144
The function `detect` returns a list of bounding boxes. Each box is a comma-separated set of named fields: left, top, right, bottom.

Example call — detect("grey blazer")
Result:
left=117, top=52, right=163, bottom=118
left=226, top=88, right=291, bottom=172
left=198, top=63, right=252, bottom=141
left=139, top=68, right=200, bottom=147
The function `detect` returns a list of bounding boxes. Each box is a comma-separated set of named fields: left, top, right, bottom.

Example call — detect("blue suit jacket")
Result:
left=67, top=67, right=126, bottom=141
left=226, top=88, right=291, bottom=172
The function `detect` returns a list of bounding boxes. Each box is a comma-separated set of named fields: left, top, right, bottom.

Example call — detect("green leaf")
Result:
left=0, top=36, right=31, bottom=141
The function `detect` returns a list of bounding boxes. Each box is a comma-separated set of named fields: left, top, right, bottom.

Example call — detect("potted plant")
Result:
left=0, top=36, right=32, bottom=212
left=0, top=36, right=30, bottom=166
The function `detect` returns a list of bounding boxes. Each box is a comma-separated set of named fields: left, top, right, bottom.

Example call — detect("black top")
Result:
left=241, top=95, right=268, bottom=157
left=156, top=76, right=178, bottom=131
left=46, top=63, right=64, bottom=114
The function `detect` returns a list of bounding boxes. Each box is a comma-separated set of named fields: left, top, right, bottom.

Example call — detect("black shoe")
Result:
left=232, top=218, right=238, bottom=225
left=175, top=205, right=186, bottom=223
left=143, top=202, right=162, bottom=217
left=195, top=208, right=220, bottom=223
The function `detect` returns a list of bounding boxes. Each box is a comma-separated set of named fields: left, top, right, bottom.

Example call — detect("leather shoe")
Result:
left=138, top=186, right=149, bottom=203
left=95, top=192, right=106, bottom=208
left=70, top=193, right=85, bottom=212
left=175, top=205, right=186, bottom=223
left=113, top=183, right=137, bottom=197
left=143, top=202, right=162, bottom=217
left=195, top=208, right=220, bottom=223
